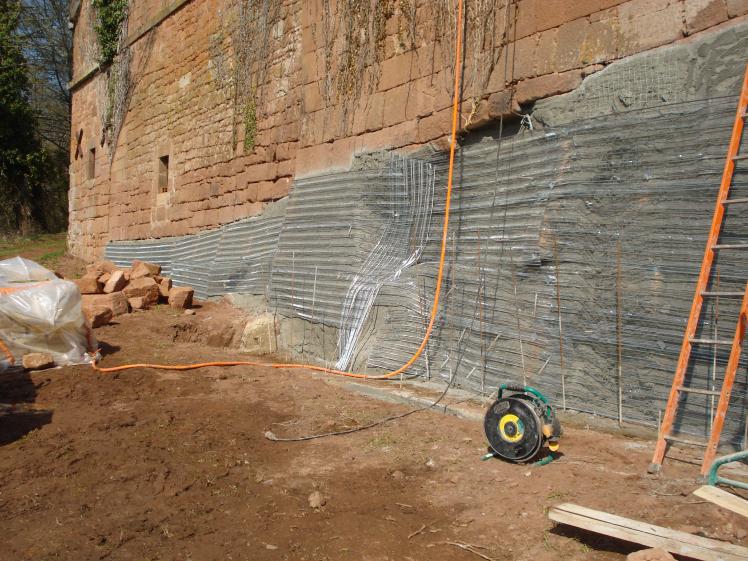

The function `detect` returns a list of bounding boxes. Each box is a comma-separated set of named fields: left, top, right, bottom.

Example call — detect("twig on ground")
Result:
left=408, top=524, right=427, bottom=539
left=444, top=541, right=500, bottom=561
left=408, top=521, right=438, bottom=539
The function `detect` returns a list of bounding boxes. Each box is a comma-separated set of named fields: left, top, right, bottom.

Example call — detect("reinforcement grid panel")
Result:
left=107, top=96, right=747, bottom=444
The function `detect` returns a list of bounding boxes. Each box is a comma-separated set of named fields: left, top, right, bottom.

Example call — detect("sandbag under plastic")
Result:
left=0, top=257, right=95, bottom=370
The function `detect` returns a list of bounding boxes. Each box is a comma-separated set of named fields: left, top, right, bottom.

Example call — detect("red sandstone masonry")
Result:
left=68, top=0, right=748, bottom=260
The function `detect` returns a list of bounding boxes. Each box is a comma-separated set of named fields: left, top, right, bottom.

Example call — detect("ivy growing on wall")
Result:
left=230, top=0, right=282, bottom=154
left=92, top=0, right=127, bottom=66
left=243, top=92, right=257, bottom=152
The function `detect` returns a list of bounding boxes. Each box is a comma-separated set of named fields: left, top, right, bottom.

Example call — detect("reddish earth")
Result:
left=1, top=301, right=746, bottom=561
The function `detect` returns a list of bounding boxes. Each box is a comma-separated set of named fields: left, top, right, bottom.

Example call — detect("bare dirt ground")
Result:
left=1, top=299, right=746, bottom=561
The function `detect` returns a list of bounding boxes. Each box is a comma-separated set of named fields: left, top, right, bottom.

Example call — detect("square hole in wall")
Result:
left=87, top=147, right=95, bottom=180
left=159, top=155, right=169, bottom=193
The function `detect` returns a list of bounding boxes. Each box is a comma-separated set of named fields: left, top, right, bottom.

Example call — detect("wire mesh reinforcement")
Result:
left=107, top=95, right=748, bottom=446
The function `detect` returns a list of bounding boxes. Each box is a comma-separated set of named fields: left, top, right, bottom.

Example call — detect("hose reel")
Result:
left=483, top=385, right=562, bottom=463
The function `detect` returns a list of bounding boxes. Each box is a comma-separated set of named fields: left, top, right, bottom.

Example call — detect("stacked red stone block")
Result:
left=73, top=259, right=194, bottom=328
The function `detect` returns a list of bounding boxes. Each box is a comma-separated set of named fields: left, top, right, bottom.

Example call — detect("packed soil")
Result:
left=1, top=301, right=746, bottom=561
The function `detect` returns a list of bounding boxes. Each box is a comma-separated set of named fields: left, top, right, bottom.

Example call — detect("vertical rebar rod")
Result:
left=616, top=239, right=623, bottom=427
left=290, top=250, right=296, bottom=355
left=511, top=264, right=527, bottom=386
left=553, top=235, right=566, bottom=410
left=420, top=277, right=432, bottom=380
left=309, top=265, right=318, bottom=363
left=476, top=229, right=486, bottom=393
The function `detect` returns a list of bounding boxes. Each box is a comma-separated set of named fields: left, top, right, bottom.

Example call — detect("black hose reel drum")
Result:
left=484, top=385, right=562, bottom=463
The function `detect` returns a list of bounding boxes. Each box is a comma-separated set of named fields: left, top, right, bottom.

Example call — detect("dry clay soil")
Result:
left=1, top=301, right=747, bottom=561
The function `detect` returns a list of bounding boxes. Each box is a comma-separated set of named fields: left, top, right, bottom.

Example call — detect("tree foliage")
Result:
left=20, top=0, right=72, bottom=153
left=0, top=0, right=47, bottom=234
left=0, top=0, right=69, bottom=235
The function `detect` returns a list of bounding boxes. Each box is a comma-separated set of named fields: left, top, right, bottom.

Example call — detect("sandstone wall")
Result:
left=68, top=0, right=748, bottom=260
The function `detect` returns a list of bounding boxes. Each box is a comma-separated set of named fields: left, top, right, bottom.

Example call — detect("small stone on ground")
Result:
left=626, top=548, right=676, bottom=561
left=22, top=352, right=55, bottom=370
left=308, top=491, right=326, bottom=509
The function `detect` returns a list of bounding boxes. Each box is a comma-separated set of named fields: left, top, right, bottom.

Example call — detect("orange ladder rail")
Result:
left=700, top=283, right=748, bottom=476
left=649, top=63, right=748, bottom=475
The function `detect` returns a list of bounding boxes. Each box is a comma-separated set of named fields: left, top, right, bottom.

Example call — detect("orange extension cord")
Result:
left=93, top=0, right=464, bottom=378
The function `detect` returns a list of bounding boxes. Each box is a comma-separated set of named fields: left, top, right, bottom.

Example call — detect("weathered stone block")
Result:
left=82, top=291, right=130, bottom=317
left=364, top=92, right=386, bottom=132
left=130, top=261, right=161, bottom=279
left=417, top=108, right=452, bottom=143
left=685, top=0, right=729, bottom=34
left=75, top=274, right=103, bottom=295
left=158, top=277, right=172, bottom=298
left=103, top=270, right=127, bottom=293
left=383, top=84, right=409, bottom=128
left=239, top=313, right=277, bottom=355
left=618, top=0, right=684, bottom=54
left=405, top=76, right=437, bottom=120
left=169, top=286, right=194, bottom=309
left=87, top=259, right=117, bottom=274
left=486, top=90, right=513, bottom=119
left=128, top=296, right=148, bottom=310
left=378, top=52, right=413, bottom=91
left=83, top=304, right=114, bottom=328
left=258, top=177, right=291, bottom=202
left=727, top=0, right=748, bottom=16
left=303, top=82, right=325, bottom=112
left=123, top=277, right=160, bottom=306
left=515, top=70, right=583, bottom=105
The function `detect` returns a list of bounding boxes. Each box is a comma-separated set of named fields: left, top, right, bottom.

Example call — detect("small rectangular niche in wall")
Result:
left=87, top=147, right=95, bottom=180
left=158, top=155, right=169, bottom=193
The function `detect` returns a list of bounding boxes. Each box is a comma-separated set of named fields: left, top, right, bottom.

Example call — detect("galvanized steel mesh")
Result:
left=106, top=200, right=286, bottom=298
left=106, top=96, right=748, bottom=445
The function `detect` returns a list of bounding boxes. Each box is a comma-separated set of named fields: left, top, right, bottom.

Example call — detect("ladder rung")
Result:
left=721, top=197, right=748, bottom=205
left=700, top=291, right=746, bottom=297
left=677, top=386, right=721, bottom=396
left=664, top=435, right=708, bottom=447
left=712, top=243, right=748, bottom=249
left=689, top=337, right=734, bottom=345
left=733, top=154, right=748, bottom=161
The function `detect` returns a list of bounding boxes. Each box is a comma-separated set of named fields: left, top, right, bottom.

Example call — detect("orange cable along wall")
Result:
left=93, top=0, right=465, bottom=377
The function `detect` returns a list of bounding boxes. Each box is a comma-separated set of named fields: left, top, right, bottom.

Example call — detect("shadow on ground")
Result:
left=0, top=367, right=53, bottom=445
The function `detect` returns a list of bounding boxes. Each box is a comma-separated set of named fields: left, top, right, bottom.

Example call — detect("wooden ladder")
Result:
left=649, top=63, right=748, bottom=477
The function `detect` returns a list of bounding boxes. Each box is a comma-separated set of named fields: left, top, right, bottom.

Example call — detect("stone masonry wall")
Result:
left=68, top=0, right=748, bottom=260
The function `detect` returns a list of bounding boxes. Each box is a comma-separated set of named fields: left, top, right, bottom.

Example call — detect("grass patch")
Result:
left=0, top=232, right=66, bottom=258
left=37, top=248, right=66, bottom=267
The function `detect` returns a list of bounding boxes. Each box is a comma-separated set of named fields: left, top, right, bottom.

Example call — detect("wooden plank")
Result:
left=694, top=486, right=748, bottom=519
left=548, top=503, right=748, bottom=561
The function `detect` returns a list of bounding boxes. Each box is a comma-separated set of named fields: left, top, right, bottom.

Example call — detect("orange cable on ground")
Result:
left=0, top=336, right=15, bottom=366
left=94, top=0, right=464, bottom=378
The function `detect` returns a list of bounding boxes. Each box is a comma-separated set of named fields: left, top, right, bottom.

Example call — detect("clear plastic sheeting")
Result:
left=0, top=257, right=94, bottom=370
left=0, top=256, right=58, bottom=284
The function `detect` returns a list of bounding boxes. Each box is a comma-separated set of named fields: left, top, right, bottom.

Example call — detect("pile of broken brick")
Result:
left=74, top=259, right=195, bottom=328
